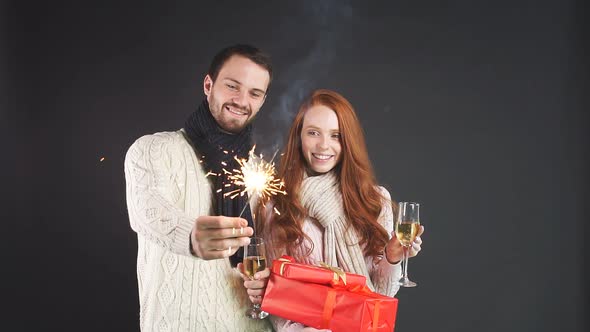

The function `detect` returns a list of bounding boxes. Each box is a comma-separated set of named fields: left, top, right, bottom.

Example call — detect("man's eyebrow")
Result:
left=222, top=78, right=266, bottom=95
left=252, top=87, right=267, bottom=95
left=222, top=78, right=242, bottom=85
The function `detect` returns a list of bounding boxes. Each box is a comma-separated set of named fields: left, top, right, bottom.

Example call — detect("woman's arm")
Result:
left=367, top=187, right=403, bottom=297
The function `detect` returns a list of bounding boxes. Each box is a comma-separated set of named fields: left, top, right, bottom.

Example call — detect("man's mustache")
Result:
left=223, top=102, right=250, bottom=115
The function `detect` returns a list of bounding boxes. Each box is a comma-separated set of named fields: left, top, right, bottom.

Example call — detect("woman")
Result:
left=259, top=89, right=424, bottom=331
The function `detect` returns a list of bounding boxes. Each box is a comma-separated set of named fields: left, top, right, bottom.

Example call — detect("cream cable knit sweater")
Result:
left=125, top=130, right=271, bottom=332
left=264, top=175, right=402, bottom=332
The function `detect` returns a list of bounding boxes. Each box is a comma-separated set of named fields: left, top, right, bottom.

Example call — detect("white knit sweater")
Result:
left=125, top=130, right=271, bottom=332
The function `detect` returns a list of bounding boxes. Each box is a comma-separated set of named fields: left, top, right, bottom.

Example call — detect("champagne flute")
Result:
left=243, top=237, right=269, bottom=319
left=395, top=202, right=420, bottom=287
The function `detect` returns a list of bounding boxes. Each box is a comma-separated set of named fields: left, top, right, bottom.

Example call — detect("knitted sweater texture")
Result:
left=125, top=130, right=271, bottom=332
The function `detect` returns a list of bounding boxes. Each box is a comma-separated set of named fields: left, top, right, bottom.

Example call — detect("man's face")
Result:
left=204, top=55, right=270, bottom=133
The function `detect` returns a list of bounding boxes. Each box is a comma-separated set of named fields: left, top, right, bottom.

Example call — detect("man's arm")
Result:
left=124, top=133, right=252, bottom=259
left=124, top=133, right=197, bottom=256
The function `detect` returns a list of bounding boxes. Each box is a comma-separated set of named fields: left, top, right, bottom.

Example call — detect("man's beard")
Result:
left=213, top=101, right=253, bottom=134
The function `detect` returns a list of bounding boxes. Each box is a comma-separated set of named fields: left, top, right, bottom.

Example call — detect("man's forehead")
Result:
left=217, top=56, right=269, bottom=90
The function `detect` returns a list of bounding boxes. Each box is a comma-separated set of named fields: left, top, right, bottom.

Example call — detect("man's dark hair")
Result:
left=207, top=44, right=273, bottom=93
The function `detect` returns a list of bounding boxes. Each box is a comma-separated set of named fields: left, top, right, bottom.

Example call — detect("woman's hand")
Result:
left=238, top=263, right=271, bottom=304
left=384, top=225, right=424, bottom=264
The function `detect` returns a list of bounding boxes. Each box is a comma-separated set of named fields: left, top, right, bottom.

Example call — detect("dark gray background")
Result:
left=3, top=0, right=587, bottom=331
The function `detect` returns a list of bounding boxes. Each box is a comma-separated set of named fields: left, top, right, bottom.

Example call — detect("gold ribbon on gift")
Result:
left=276, top=257, right=347, bottom=286
left=318, top=262, right=347, bottom=286
left=277, top=257, right=293, bottom=276
left=320, top=283, right=384, bottom=332
left=321, top=289, right=337, bottom=329
left=347, top=285, right=384, bottom=332
left=372, top=300, right=381, bottom=332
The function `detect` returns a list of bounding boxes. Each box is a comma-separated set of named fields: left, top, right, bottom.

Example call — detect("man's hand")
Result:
left=238, top=263, right=270, bottom=304
left=190, top=215, right=253, bottom=260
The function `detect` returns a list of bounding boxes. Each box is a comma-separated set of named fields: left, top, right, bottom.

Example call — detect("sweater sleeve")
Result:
left=124, top=132, right=197, bottom=257
left=367, top=186, right=402, bottom=297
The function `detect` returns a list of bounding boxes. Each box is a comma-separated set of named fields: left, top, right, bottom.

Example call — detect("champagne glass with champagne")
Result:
left=395, top=202, right=420, bottom=287
left=243, top=237, right=269, bottom=319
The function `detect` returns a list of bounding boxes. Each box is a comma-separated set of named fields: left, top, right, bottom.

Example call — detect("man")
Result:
left=124, top=44, right=272, bottom=331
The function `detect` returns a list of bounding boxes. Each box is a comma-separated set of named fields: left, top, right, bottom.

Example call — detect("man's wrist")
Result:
left=189, top=233, right=198, bottom=258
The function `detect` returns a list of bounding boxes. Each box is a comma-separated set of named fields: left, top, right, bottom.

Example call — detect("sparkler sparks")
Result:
left=223, top=146, right=286, bottom=202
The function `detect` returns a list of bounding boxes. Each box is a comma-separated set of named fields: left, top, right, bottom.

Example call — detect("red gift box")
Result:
left=271, top=255, right=367, bottom=287
left=261, top=256, right=398, bottom=332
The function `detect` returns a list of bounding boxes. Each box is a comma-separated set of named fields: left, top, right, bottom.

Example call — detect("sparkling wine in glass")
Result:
left=243, top=237, right=269, bottom=319
left=395, top=202, right=420, bottom=287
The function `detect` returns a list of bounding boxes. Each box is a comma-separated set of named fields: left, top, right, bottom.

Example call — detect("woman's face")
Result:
left=300, top=105, right=342, bottom=174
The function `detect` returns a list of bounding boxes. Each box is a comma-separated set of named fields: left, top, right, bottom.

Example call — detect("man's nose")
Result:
left=232, top=89, right=248, bottom=107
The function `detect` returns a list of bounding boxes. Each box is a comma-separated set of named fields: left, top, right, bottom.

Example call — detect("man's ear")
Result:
left=203, top=75, right=213, bottom=97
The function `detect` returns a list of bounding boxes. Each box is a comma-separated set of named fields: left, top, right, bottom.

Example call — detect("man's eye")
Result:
left=226, top=84, right=237, bottom=90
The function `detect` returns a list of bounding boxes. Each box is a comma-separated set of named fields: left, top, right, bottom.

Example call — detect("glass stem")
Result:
left=403, top=246, right=410, bottom=279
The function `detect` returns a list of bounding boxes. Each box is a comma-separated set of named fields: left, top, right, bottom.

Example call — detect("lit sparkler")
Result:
left=223, top=146, right=286, bottom=218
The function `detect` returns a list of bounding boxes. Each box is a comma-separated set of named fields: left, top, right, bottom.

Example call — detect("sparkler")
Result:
left=222, top=146, right=287, bottom=219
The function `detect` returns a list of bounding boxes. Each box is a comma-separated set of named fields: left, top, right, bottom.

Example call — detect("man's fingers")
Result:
left=199, top=248, right=235, bottom=260
left=197, top=239, right=250, bottom=260
left=196, top=215, right=249, bottom=230
left=206, top=237, right=251, bottom=251
left=198, top=227, right=254, bottom=240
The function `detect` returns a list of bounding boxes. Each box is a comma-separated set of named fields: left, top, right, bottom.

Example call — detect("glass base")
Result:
left=398, top=277, right=417, bottom=288
left=245, top=306, right=269, bottom=319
